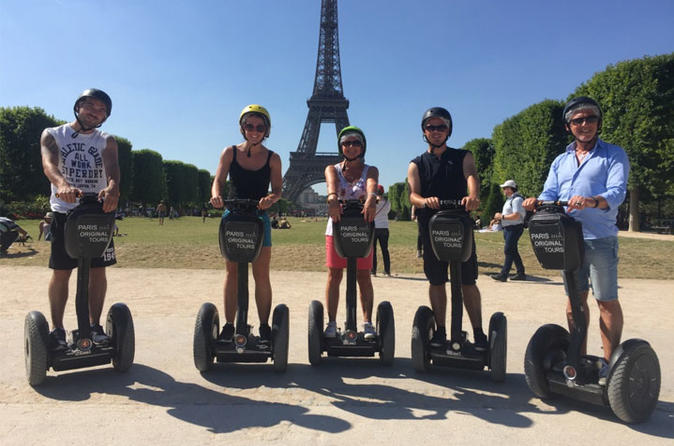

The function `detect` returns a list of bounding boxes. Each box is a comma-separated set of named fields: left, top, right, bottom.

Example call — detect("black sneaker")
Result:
left=473, top=331, right=489, bottom=352
left=90, top=324, right=109, bottom=344
left=491, top=273, right=507, bottom=282
left=219, top=323, right=234, bottom=341
left=258, top=323, right=271, bottom=350
left=430, top=327, right=447, bottom=348
left=49, top=327, right=67, bottom=350
left=510, top=273, right=527, bottom=281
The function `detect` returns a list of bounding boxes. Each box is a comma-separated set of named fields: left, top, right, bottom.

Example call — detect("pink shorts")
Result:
left=325, top=235, right=373, bottom=270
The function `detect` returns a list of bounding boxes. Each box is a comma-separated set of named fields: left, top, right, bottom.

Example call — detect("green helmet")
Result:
left=337, top=125, right=367, bottom=159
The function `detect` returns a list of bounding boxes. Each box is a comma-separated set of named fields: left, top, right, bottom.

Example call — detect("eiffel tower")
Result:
left=282, top=0, right=350, bottom=202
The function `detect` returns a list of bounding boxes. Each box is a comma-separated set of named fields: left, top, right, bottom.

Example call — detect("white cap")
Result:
left=499, top=179, right=517, bottom=189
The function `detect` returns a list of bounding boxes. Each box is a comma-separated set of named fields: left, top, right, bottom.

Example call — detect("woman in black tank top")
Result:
left=209, top=105, right=283, bottom=343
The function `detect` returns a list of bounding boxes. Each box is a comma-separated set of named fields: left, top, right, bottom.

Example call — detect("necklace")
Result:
left=576, top=150, right=590, bottom=164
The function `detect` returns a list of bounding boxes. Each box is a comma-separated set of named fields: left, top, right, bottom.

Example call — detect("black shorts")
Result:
left=49, top=212, right=117, bottom=270
left=419, top=215, right=478, bottom=286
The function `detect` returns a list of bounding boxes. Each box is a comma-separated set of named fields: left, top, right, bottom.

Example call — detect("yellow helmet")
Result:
left=239, top=104, right=271, bottom=138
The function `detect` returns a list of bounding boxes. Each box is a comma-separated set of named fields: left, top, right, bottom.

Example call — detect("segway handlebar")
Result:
left=536, top=200, right=569, bottom=208
left=438, top=199, right=465, bottom=210
left=222, top=198, right=260, bottom=211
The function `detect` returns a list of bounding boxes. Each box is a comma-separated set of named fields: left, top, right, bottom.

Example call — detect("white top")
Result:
left=374, top=198, right=390, bottom=229
left=46, top=124, right=110, bottom=213
left=325, top=163, right=370, bottom=236
left=501, top=194, right=525, bottom=227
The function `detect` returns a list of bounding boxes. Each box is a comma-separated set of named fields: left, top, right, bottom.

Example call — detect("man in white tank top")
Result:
left=39, top=88, right=120, bottom=349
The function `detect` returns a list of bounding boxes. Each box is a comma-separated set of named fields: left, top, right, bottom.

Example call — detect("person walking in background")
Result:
left=523, top=96, right=630, bottom=383
left=372, top=184, right=391, bottom=277
left=38, top=212, right=54, bottom=241
left=157, top=201, right=167, bottom=225
left=491, top=179, right=527, bottom=281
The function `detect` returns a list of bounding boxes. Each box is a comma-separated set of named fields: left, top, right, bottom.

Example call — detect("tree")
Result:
left=131, top=149, right=166, bottom=205
left=492, top=99, right=568, bottom=198
left=463, top=138, right=494, bottom=203
left=572, top=53, right=674, bottom=231
left=388, top=181, right=411, bottom=220
left=0, top=107, right=61, bottom=201
left=163, top=160, right=199, bottom=207
left=115, top=136, right=133, bottom=205
left=483, top=183, right=504, bottom=223
left=198, top=169, right=212, bottom=204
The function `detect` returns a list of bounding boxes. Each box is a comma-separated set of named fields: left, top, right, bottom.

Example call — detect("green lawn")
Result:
left=4, top=216, right=673, bottom=279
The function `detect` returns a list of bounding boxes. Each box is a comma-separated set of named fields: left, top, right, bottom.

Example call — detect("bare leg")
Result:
left=462, top=284, right=483, bottom=331
left=598, top=299, right=623, bottom=361
left=223, top=260, right=238, bottom=323
left=49, top=269, right=72, bottom=329
left=325, top=268, right=343, bottom=321
left=566, top=290, right=590, bottom=355
left=251, top=247, right=272, bottom=325
left=429, top=284, right=447, bottom=327
left=88, top=267, right=107, bottom=325
left=356, top=269, right=373, bottom=322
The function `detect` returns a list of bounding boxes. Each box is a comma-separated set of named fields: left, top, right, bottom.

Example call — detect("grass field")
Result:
left=4, top=216, right=673, bottom=279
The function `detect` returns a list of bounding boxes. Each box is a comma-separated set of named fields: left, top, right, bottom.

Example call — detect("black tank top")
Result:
left=411, top=147, right=468, bottom=216
left=228, top=146, right=273, bottom=200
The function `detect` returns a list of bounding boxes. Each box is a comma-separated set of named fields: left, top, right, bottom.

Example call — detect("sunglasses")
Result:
left=341, top=140, right=363, bottom=148
left=244, top=123, right=267, bottom=133
left=569, top=116, right=599, bottom=126
left=424, top=124, right=448, bottom=132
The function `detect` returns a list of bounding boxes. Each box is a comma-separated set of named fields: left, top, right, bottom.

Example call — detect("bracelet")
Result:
left=327, top=192, right=337, bottom=198
left=592, top=197, right=599, bottom=208
left=369, top=192, right=377, bottom=198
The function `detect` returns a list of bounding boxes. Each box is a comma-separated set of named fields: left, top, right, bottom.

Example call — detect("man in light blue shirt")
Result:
left=523, top=96, right=630, bottom=382
left=492, top=179, right=527, bottom=281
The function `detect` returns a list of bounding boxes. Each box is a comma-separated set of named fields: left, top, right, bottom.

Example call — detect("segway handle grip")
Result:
left=536, top=200, right=569, bottom=208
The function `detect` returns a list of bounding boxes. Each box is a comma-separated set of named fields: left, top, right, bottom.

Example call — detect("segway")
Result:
left=524, top=201, right=660, bottom=423
left=193, top=199, right=289, bottom=372
left=24, top=193, right=135, bottom=386
left=411, top=200, right=507, bottom=382
left=308, top=200, right=395, bottom=365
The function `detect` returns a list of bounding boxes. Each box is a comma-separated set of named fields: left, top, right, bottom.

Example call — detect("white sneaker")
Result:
left=324, top=321, right=337, bottom=338
left=363, top=322, right=376, bottom=340
left=598, top=359, right=610, bottom=386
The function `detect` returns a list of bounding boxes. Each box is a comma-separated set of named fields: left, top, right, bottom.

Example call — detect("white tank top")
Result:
left=46, top=124, right=110, bottom=212
left=325, top=163, right=370, bottom=236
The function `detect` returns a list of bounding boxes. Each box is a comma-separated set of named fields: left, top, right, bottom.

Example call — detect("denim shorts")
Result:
left=222, top=209, right=272, bottom=247
left=563, top=236, right=619, bottom=301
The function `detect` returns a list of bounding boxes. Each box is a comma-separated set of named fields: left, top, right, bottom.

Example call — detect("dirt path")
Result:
left=0, top=266, right=672, bottom=445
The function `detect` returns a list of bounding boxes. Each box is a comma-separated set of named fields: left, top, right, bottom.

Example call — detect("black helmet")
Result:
left=74, top=88, right=112, bottom=117
left=421, top=107, right=453, bottom=136
left=563, top=96, right=602, bottom=124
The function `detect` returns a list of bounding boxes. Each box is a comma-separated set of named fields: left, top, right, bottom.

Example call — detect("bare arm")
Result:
left=362, top=166, right=379, bottom=222
left=100, top=136, right=120, bottom=213
left=259, top=152, right=283, bottom=210
left=325, top=164, right=341, bottom=222
left=408, top=161, right=434, bottom=208
left=462, top=152, right=480, bottom=211
left=40, top=129, right=80, bottom=202
left=210, top=147, right=233, bottom=209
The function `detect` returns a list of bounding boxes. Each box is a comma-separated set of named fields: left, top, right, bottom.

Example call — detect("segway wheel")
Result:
left=488, top=312, right=507, bottom=383
left=608, top=340, right=661, bottom=423
left=308, top=300, right=323, bottom=366
left=24, top=311, right=49, bottom=386
left=524, top=324, right=569, bottom=399
left=106, top=303, right=135, bottom=372
left=193, top=302, right=219, bottom=372
left=411, top=306, right=434, bottom=372
left=376, top=301, right=395, bottom=366
left=271, top=304, right=289, bottom=373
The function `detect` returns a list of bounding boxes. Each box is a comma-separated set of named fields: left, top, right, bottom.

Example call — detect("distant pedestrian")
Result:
left=38, top=212, right=54, bottom=241
left=157, top=201, right=167, bottom=225
left=491, top=179, right=527, bottom=282
left=372, top=184, right=391, bottom=276
left=412, top=205, right=423, bottom=258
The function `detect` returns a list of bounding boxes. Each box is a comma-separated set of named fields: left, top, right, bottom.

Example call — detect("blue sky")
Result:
left=1, top=0, right=673, bottom=194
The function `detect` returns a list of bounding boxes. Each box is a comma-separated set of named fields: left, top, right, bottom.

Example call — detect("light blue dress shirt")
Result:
left=538, top=138, right=630, bottom=239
